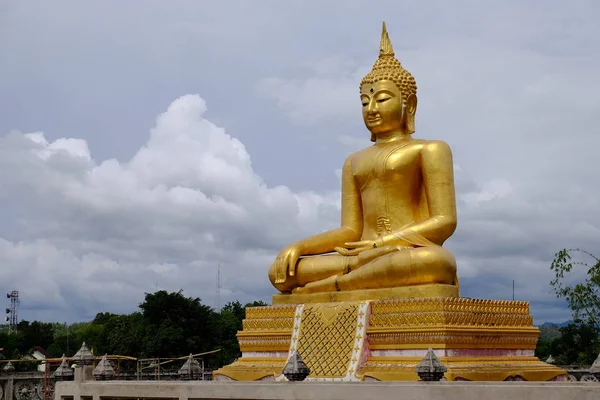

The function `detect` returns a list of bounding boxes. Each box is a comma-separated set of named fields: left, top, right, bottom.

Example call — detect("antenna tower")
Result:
left=5, top=290, right=19, bottom=333
left=216, top=263, right=222, bottom=311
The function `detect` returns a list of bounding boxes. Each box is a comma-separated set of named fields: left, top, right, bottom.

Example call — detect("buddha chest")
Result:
left=352, top=141, right=423, bottom=192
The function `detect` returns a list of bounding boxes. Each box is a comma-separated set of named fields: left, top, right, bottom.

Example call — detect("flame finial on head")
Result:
left=379, top=21, right=394, bottom=55
left=360, top=22, right=417, bottom=102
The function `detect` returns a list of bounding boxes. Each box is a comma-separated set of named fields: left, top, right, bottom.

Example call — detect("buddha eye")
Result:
left=377, top=98, right=390, bottom=103
left=362, top=102, right=368, bottom=107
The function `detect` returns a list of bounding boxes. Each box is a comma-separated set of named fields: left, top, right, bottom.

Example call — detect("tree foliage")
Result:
left=0, top=290, right=268, bottom=368
left=139, top=290, right=216, bottom=357
left=536, top=322, right=600, bottom=366
left=550, top=248, right=600, bottom=331
left=539, top=248, right=600, bottom=365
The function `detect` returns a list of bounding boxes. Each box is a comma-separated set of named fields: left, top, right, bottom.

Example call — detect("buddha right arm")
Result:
left=275, top=155, right=363, bottom=282
left=296, top=155, right=363, bottom=255
left=294, top=226, right=361, bottom=256
left=274, top=225, right=360, bottom=283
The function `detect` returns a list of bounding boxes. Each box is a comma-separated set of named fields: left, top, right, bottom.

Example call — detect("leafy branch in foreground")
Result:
left=550, top=248, right=600, bottom=332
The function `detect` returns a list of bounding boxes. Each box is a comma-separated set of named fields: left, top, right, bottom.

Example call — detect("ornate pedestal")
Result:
left=213, top=296, right=566, bottom=382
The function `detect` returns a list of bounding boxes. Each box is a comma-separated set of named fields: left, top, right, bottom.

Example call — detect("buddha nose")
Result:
left=367, top=101, right=378, bottom=114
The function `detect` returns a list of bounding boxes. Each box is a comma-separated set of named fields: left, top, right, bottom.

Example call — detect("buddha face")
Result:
left=360, top=80, right=404, bottom=135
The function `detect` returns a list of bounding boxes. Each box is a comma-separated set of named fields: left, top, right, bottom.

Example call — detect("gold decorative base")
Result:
left=213, top=297, right=567, bottom=382
left=213, top=304, right=296, bottom=381
left=272, top=284, right=459, bottom=305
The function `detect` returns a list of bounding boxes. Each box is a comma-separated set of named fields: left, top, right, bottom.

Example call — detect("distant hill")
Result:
left=536, top=321, right=573, bottom=341
left=539, top=321, right=572, bottom=328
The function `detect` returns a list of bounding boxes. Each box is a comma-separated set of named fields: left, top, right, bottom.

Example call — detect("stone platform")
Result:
left=54, top=381, right=600, bottom=400
left=213, top=297, right=567, bottom=382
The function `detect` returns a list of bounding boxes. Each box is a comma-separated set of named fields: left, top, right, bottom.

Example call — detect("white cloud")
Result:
left=461, top=179, right=514, bottom=207
left=0, top=94, right=340, bottom=321
left=257, top=62, right=369, bottom=127
left=25, top=133, right=92, bottom=161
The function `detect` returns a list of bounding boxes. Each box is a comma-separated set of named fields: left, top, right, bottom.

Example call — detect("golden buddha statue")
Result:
left=268, top=22, right=459, bottom=296
left=216, top=22, right=566, bottom=383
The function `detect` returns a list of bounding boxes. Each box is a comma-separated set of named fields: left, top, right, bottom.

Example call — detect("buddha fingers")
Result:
left=275, top=262, right=285, bottom=283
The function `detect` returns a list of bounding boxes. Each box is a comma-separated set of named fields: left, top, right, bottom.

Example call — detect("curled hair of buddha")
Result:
left=361, top=22, right=418, bottom=141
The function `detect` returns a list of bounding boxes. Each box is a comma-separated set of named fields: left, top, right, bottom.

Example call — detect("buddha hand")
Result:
left=335, top=237, right=385, bottom=256
left=271, top=243, right=304, bottom=284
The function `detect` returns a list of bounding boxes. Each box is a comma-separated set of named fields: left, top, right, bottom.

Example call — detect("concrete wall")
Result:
left=0, top=372, right=45, bottom=400
left=55, top=380, right=600, bottom=400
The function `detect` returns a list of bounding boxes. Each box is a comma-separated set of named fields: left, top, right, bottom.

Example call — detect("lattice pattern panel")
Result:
left=296, top=303, right=359, bottom=378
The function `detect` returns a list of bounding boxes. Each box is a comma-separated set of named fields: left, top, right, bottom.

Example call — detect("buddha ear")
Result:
left=406, top=94, right=417, bottom=134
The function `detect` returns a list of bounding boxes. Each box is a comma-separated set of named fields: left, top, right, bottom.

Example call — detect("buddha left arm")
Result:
left=382, top=140, right=457, bottom=247
left=337, top=141, right=457, bottom=256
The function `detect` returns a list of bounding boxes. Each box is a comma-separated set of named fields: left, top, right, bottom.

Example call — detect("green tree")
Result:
left=535, top=324, right=563, bottom=361
left=139, top=290, right=216, bottom=358
left=2, top=291, right=269, bottom=369
left=49, top=322, right=101, bottom=357
left=93, top=312, right=118, bottom=325
left=222, top=301, right=245, bottom=323
left=209, top=300, right=269, bottom=366
left=551, top=248, right=600, bottom=331
left=549, top=323, right=600, bottom=365
left=104, top=313, right=145, bottom=357
left=215, top=308, right=242, bottom=364
left=535, top=337, right=552, bottom=362
left=17, top=320, right=55, bottom=352
left=0, top=330, right=22, bottom=359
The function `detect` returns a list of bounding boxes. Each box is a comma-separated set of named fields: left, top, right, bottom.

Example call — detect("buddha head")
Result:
left=360, top=22, right=417, bottom=142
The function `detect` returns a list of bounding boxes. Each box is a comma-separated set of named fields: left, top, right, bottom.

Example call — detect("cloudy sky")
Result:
left=0, top=0, right=599, bottom=324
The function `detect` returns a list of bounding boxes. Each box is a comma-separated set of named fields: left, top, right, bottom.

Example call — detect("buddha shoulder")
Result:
left=412, top=138, right=452, bottom=153
left=350, top=139, right=452, bottom=156
left=343, top=140, right=452, bottom=169
left=417, top=139, right=453, bottom=161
